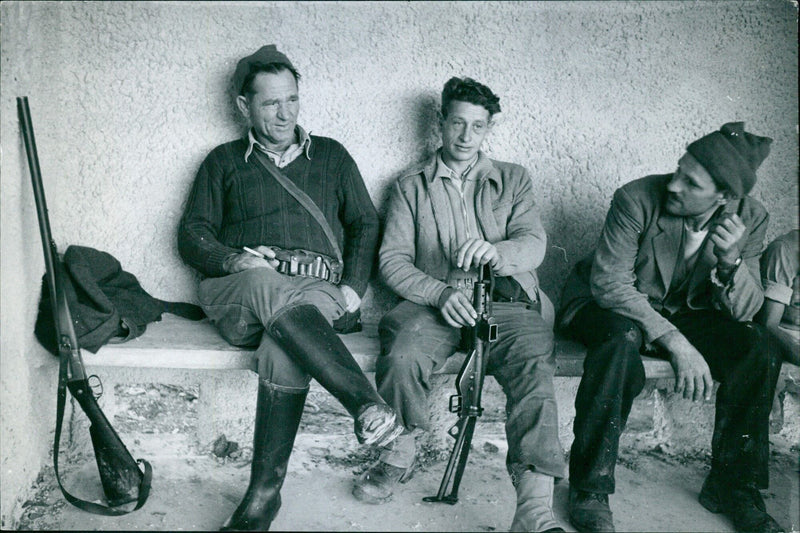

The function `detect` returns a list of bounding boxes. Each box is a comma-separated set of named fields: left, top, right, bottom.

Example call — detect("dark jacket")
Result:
left=558, top=174, right=768, bottom=343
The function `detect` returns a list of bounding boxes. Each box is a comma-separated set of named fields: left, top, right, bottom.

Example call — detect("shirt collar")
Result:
left=425, top=149, right=497, bottom=186
left=433, top=151, right=479, bottom=182
left=243, top=125, right=312, bottom=163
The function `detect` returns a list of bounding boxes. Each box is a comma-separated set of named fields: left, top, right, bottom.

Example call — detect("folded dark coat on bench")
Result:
left=34, top=245, right=204, bottom=355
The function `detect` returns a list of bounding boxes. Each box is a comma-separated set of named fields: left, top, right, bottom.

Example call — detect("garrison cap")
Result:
left=233, top=44, right=295, bottom=95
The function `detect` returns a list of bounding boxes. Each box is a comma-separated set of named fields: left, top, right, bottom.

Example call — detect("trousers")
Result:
left=565, top=302, right=782, bottom=494
left=376, top=300, right=566, bottom=478
left=198, top=267, right=347, bottom=387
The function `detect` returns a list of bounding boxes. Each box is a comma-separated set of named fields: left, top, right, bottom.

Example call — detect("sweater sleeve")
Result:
left=178, top=150, right=241, bottom=277
left=336, top=147, right=379, bottom=297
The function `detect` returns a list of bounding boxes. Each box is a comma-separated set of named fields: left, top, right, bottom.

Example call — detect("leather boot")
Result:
left=220, top=380, right=307, bottom=531
left=699, top=473, right=785, bottom=533
left=268, top=304, right=403, bottom=447
left=568, top=487, right=615, bottom=533
left=509, top=466, right=563, bottom=532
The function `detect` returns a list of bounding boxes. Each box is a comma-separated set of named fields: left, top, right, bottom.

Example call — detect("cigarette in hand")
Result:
left=243, top=246, right=265, bottom=258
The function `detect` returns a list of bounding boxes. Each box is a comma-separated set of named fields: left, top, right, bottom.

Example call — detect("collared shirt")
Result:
left=433, top=152, right=483, bottom=295
left=433, top=152, right=482, bottom=242
left=243, top=125, right=312, bottom=167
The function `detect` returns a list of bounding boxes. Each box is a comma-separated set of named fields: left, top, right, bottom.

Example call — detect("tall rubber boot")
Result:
left=267, top=304, right=403, bottom=447
left=220, top=380, right=307, bottom=531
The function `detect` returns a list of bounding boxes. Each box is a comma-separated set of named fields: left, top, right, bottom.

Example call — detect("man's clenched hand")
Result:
left=455, top=238, right=498, bottom=271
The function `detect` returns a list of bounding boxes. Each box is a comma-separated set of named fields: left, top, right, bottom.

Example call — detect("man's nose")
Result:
left=276, top=102, right=289, bottom=120
left=459, top=126, right=472, bottom=142
left=667, top=178, right=681, bottom=193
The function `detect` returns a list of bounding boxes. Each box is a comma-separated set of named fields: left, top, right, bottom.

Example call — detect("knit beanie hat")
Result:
left=686, top=122, right=772, bottom=197
left=233, top=44, right=295, bottom=95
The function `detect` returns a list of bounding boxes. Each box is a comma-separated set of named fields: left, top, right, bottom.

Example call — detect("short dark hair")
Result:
left=240, top=62, right=301, bottom=97
left=441, top=77, right=501, bottom=118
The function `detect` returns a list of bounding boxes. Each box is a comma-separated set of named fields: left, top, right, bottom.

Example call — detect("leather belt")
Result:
left=270, top=247, right=342, bottom=284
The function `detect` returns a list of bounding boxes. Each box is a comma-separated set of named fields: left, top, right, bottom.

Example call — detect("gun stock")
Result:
left=18, top=96, right=150, bottom=514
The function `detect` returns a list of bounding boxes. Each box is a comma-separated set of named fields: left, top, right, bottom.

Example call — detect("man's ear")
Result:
left=236, top=95, right=250, bottom=120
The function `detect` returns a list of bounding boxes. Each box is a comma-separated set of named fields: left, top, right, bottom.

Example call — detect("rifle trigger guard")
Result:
left=448, top=425, right=460, bottom=439
left=448, top=394, right=461, bottom=413
left=88, top=374, right=103, bottom=400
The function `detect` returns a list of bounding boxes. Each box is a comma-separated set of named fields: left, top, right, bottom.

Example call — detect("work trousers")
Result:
left=198, top=267, right=347, bottom=388
left=376, top=300, right=566, bottom=478
left=565, top=302, right=782, bottom=494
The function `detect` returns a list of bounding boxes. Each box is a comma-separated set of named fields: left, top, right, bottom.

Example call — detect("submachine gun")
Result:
left=424, top=264, right=497, bottom=505
left=17, top=97, right=151, bottom=515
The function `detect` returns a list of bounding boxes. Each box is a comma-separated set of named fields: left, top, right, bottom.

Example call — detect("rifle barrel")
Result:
left=17, top=97, right=59, bottom=309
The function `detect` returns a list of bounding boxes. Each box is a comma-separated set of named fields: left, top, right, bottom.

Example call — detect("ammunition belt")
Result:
left=270, top=247, right=342, bottom=284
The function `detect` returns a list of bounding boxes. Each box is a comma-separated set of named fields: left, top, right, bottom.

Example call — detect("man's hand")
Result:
left=438, top=288, right=477, bottom=328
left=455, top=238, right=499, bottom=271
left=710, top=213, right=746, bottom=266
left=339, top=284, right=361, bottom=313
left=224, top=246, right=279, bottom=274
left=655, top=330, right=713, bottom=402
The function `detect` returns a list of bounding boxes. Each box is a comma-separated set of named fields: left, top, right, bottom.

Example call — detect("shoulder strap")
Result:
left=252, top=150, right=342, bottom=262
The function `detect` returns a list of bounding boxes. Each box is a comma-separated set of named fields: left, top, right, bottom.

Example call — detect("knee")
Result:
left=593, top=321, right=643, bottom=363
left=738, top=322, right=781, bottom=366
left=378, top=346, right=426, bottom=378
left=584, top=322, right=645, bottom=384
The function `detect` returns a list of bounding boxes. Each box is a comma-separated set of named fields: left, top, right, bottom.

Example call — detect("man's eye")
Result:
left=473, top=124, right=485, bottom=132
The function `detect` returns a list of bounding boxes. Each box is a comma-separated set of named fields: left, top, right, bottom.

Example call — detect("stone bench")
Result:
left=85, top=314, right=675, bottom=377
left=77, top=314, right=675, bottom=450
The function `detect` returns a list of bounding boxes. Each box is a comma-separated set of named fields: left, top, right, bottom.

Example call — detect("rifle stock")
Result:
left=424, top=265, right=496, bottom=505
left=18, top=96, right=150, bottom=513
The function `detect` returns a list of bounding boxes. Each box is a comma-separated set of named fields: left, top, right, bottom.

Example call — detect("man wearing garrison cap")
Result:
left=557, top=123, right=784, bottom=533
left=179, top=45, right=402, bottom=530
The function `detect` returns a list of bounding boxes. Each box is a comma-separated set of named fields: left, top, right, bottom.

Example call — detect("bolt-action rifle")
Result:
left=424, top=264, right=497, bottom=505
left=17, top=97, right=151, bottom=515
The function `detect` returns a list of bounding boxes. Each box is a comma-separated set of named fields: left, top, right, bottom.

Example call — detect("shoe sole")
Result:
left=352, top=483, right=394, bottom=505
left=352, top=464, right=416, bottom=505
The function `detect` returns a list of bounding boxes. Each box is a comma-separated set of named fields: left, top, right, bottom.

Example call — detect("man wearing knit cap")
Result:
left=178, top=44, right=402, bottom=530
left=557, top=123, right=784, bottom=533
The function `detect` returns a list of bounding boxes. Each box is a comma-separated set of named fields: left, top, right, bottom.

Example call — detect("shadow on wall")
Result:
left=374, top=88, right=441, bottom=214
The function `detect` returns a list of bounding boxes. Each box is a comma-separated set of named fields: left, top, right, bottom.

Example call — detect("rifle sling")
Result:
left=252, top=150, right=343, bottom=262
left=52, top=351, right=152, bottom=515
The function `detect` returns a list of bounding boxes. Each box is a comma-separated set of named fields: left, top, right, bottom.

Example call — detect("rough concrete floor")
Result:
left=15, top=384, right=800, bottom=532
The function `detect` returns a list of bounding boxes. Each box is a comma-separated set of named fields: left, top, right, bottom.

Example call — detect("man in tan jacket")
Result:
left=558, top=123, right=784, bottom=533
left=352, top=77, right=566, bottom=532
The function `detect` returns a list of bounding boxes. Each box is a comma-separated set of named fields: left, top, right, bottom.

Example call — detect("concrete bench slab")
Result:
left=85, top=314, right=676, bottom=378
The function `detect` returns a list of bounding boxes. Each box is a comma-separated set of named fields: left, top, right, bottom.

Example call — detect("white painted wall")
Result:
left=2, top=1, right=796, bottom=526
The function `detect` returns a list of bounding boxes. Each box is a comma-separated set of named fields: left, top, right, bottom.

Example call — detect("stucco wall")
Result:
left=1, top=1, right=797, bottom=526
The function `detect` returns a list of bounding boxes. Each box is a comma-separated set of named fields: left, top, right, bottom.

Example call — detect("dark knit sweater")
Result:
left=178, top=135, right=378, bottom=296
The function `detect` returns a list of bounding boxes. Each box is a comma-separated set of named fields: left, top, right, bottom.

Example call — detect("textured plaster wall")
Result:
left=1, top=1, right=797, bottom=526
